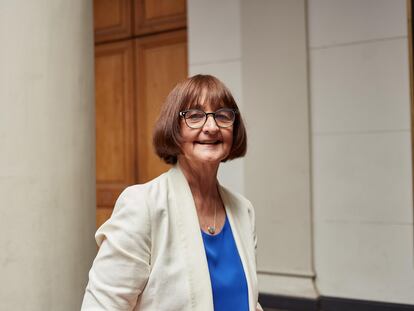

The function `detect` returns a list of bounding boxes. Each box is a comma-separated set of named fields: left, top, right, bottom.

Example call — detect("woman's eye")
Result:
left=216, top=112, right=231, bottom=121
left=188, top=112, right=204, bottom=120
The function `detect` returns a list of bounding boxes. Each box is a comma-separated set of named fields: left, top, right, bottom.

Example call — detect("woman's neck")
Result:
left=177, top=157, right=220, bottom=204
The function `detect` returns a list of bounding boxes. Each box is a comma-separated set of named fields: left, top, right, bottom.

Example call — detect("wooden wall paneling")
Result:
left=135, top=30, right=188, bottom=183
left=95, top=40, right=136, bottom=226
left=134, top=0, right=186, bottom=35
left=94, top=0, right=132, bottom=43
left=96, top=207, right=115, bottom=229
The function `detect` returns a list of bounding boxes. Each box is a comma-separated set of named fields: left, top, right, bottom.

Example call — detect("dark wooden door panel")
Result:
left=95, top=40, right=135, bottom=226
left=94, top=0, right=132, bottom=43
left=135, top=30, right=188, bottom=183
left=134, top=0, right=186, bottom=35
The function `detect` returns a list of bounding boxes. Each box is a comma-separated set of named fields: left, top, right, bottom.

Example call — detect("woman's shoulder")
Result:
left=106, top=170, right=171, bottom=222
left=95, top=171, right=171, bottom=244
left=219, top=185, right=257, bottom=232
left=119, top=170, right=170, bottom=200
left=219, top=184, right=254, bottom=211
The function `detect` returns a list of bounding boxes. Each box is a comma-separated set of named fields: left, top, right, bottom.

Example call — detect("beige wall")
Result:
left=241, top=0, right=315, bottom=298
left=188, top=0, right=414, bottom=305
left=0, top=1, right=96, bottom=310
left=308, top=0, right=414, bottom=304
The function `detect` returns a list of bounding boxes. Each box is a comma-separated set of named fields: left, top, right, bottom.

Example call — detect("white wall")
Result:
left=0, top=1, right=96, bottom=310
left=308, top=0, right=414, bottom=304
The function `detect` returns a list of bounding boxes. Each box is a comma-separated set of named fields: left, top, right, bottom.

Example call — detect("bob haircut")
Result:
left=153, top=74, right=247, bottom=164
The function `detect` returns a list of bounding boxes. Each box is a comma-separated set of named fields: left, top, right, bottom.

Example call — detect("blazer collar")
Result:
left=219, top=186, right=256, bottom=311
left=167, top=165, right=214, bottom=311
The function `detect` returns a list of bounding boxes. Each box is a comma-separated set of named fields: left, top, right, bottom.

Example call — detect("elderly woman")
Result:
left=81, top=75, right=262, bottom=311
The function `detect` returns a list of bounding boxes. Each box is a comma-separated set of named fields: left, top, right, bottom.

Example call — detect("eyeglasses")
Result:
left=179, top=108, right=237, bottom=129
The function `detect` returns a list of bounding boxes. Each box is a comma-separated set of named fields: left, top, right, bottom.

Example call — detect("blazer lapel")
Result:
left=220, top=186, right=257, bottom=311
left=167, top=166, right=214, bottom=311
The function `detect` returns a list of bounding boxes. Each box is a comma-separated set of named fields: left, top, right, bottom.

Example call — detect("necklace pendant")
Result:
left=207, top=226, right=216, bottom=235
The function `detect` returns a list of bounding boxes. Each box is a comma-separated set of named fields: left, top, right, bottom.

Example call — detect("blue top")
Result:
left=201, top=216, right=249, bottom=311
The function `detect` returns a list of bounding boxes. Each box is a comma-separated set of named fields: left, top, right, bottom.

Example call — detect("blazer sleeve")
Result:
left=81, top=186, right=151, bottom=311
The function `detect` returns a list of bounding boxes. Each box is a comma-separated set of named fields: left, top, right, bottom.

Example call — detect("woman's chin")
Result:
left=188, top=153, right=226, bottom=165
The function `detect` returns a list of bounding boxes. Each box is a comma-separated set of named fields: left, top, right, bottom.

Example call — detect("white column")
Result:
left=0, top=1, right=96, bottom=310
left=241, top=0, right=316, bottom=298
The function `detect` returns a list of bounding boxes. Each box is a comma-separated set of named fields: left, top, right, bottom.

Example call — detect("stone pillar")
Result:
left=241, top=0, right=317, bottom=298
left=0, top=1, right=96, bottom=310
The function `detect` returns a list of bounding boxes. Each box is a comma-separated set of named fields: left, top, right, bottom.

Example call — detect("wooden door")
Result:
left=134, top=0, right=186, bottom=35
left=94, top=0, right=187, bottom=228
left=95, top=40, right=135, bottom=227
left=94, top=0, right=132, bottom=43
left=94, top=0, right=186, bottom=42
left=94, top=31, right=188, bottom=227
left=135, top=30, right=188, bottom=183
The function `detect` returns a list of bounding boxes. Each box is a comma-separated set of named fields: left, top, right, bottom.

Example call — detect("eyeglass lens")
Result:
left=184, top=109, right=235, bottom=128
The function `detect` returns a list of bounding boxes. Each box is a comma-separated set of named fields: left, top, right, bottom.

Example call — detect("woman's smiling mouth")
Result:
left=195, top=140, right=222, bottom=145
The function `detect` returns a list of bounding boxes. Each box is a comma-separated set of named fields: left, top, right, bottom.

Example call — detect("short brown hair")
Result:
left=153, top=74, right=247, bottom=164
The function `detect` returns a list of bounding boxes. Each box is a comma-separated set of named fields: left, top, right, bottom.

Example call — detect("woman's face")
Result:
left=179, top=102, right=233, bottom=166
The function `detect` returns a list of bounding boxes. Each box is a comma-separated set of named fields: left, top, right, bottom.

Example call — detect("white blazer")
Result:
left=81, top=165, right=262, bottom=311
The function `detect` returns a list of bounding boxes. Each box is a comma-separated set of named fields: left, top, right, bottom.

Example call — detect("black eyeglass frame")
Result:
left=179, top=108, right=238, bottom=129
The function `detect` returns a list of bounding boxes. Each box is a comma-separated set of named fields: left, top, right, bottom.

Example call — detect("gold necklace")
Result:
left=207, top=203, right=217, bottom=235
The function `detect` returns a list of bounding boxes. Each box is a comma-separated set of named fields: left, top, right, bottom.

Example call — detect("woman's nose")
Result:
left=203, top=114, right=219, bottom=132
